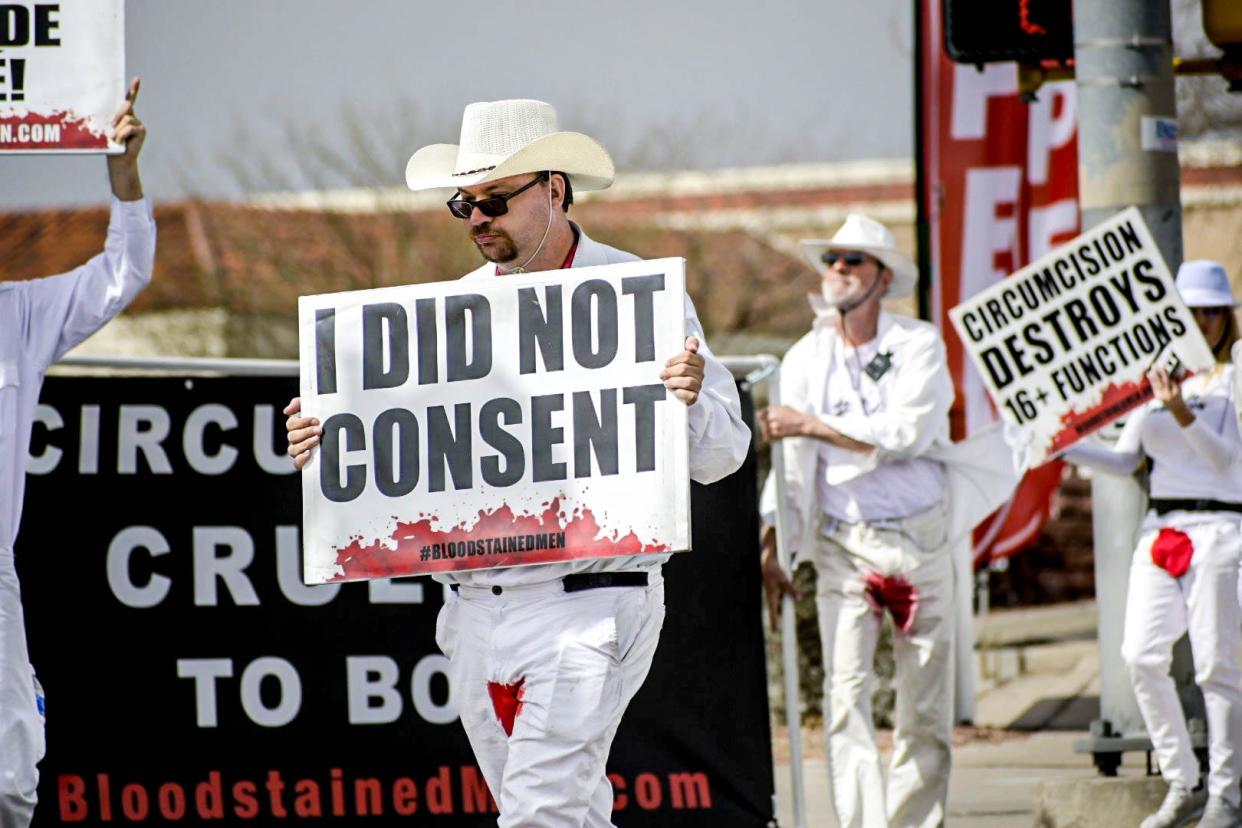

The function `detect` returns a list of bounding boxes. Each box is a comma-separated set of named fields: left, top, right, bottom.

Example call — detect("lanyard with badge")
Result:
left=836, top=340, right=893, bottom=415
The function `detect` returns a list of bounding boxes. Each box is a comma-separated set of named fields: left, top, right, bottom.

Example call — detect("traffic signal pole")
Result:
left=1072, top=0, right=1205, bottom=770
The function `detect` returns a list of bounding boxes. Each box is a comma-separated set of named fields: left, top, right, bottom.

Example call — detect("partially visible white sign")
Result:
left=0, top=0, right=124, bottom=153
left=1140, top=115, right=1178, bottom=153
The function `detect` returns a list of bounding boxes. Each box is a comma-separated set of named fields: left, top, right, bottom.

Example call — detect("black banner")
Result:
left=17, top=375, right=773, bottom=826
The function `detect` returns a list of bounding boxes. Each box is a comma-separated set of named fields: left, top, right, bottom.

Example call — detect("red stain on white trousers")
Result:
left=487, top=678, right=526, bottom=737
left=863, top=572, right=918, bottom=633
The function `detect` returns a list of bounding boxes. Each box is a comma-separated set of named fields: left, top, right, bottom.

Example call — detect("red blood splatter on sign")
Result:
left=487, top=678, right=525, bottom=737
left=1047, top=378, right=1153, bottom=456
left=331, top=499, right=670, bottom=581
left=1150, top=527, right=1194, bottom=578
left=0, top=111, right=107, bottom=150
left=864, top=572, right=918, bottom=633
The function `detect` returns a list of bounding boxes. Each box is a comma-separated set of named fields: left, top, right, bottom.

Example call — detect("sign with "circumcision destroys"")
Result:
left=298, top=259, right=691, bottom=583
left=949, top=207, right=1215, bottom=467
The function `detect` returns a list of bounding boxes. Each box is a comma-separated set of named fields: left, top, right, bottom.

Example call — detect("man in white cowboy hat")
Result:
left=284, top=98, right=750, bottom=827
left=1, top=79, right=151, bottom=828
left=757, top=214, right=1014, bottom=828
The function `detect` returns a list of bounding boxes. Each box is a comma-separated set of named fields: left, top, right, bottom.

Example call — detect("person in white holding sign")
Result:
left=0, top=79, right=152, bottom=828
left=757, top=215, right=1014, bottom=828
left=1064, top=261, right=1242, bottom=828
left=284, top=99, right=749, bottom=827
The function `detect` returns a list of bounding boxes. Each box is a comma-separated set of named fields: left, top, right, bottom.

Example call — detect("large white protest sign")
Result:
left=949, top=207, right=1215, bottom=467
left=0, top=0, right=124, bottom=153
left=298, top=259, right=691, bottom=584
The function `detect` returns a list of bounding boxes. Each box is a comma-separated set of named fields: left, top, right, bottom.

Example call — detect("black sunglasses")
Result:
left=446, top=173, right=547, bottom=220
left=821, top=251, right=872, bottom=268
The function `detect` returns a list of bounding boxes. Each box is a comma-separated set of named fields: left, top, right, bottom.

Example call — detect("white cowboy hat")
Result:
left=405, top=99, right=615, bottom=192
left=1175, top=260, right=1239, bottom=308
left=800, top=214, right=919, bottom=300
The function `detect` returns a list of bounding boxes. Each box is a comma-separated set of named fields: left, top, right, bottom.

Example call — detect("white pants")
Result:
left=1121, top=518, right=1242, bottom=807
left=435, top=575, right=665, bottom=828
left=0, top=547, right=41, bottom=828
left=812, top=505, right=953, bottom=828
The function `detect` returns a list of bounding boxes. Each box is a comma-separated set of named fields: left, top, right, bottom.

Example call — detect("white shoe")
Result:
left=1197, top=795, right=1242, bottom=828
left=1139, top=783, right=1207, bottom=828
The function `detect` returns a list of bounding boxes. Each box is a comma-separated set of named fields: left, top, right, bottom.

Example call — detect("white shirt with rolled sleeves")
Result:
left=0, top=196, right=155, bottom=826
left=444, top=224, right=751, bottom=588
left=0, top=198, right=156, bottom=548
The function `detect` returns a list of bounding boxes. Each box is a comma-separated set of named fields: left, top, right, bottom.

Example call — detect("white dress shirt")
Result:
left=0, top=197, right=156, bottom=549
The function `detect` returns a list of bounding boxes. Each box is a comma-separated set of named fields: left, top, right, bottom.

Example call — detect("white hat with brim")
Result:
left=405, top=99, right=615, bottom=192
left=1176, top=259, right=1239, bottom=308
left=800, top=213, right=919, bottom=300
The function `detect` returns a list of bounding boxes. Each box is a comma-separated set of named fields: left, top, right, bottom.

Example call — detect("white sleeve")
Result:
left=683, top=295, right=751, bottom=484
left=1062, top=409, right=1145, bottom=475
left=1062, top=443, right=1144, bottom=475
left=1181, top=410, right=1242, bottom=474
left=21, top=197, right=156, bottom=371
left=1233, top=345, right=1242, bottom=436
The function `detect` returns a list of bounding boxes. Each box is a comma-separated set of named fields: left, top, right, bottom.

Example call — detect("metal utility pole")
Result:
left=1072, top=0, right=1205, bottom=771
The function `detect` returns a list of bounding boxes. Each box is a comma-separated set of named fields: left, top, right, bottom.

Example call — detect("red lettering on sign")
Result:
left=120, top=784, right=149, bottom=820
left=196, top=771, right=225, bottom=819
left=461, top=766, right=498, bottom=813
left=635, top=773, right=663, bottom=810
left=427, top=766, right=454, bottom=815
left=57, top=775, right=88, bottom=822
left=232, top=781, right=259, bottom=818
left=393, top=778, right=419, bottom=815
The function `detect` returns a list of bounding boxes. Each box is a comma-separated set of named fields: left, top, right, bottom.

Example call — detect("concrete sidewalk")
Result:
left=774, top=730, right=1117, bottom=827
left=770, top=600, right=1167, bottom=827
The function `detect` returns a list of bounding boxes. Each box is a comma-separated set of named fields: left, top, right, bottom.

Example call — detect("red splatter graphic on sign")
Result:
left=1046, top=378, right=1154, bottom=456
left=1150, top=527, right=1194, bottom=578
left=0, top=111, right=107, bottom=150
left=487, top=678, right=525, bottom=737
left=330, top=498, right=670, bottom=581
left=864, top=572, right=918, bottom=633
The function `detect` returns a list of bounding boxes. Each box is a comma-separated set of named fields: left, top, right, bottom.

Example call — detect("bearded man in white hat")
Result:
left=283, top=99, right=750, bottom=827
left=758, top=214, right=1013, bottom=828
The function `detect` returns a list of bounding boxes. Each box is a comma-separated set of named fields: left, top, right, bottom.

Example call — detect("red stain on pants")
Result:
left=864, top=573, right=918, bottom=633
left=1150, top=528, right=1194, bottom=578
left=487, top=678, right=526, bottom=737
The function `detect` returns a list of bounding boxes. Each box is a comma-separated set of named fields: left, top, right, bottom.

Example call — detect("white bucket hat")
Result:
left=1176, top=260, right=1239, bottom=308
left=800, top=214, right=919, bottom=300
left=405, top=99, right=615, bottom=192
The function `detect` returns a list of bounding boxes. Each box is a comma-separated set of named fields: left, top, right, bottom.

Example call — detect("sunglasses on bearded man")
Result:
left=446, top=172, right=548, bottom=220
left=821, top=251, right=875, bottom=268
